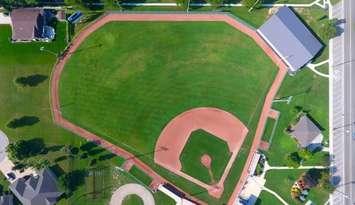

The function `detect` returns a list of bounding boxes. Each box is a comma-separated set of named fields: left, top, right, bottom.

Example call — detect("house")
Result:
left=10, top=8, right=55, bottom=42
left=0, top=194, right=13, bottom=205
left=290, top=115, right=323, bottom=151
left=257, top=6, right=323, bottom=73
left=9, top=168, right=62, bottom=205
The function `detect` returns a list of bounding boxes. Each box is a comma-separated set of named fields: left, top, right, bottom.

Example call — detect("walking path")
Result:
left=307, top=60, right=330, bottom=78
left=262, top=186, right=289, bottom=205
left=109, top=183, right=155, bottom=205
left=50, top=12, right=287, bottom=205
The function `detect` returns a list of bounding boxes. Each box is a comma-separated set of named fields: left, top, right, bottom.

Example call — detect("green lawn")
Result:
left=59, top=21, right=277, bottom=204
left=122, top=194, right=144, bottom=205
left=129, top=166, right=153, bottom=186
left=261, top=118, right=276, bottom=142
left=180, top=129, right=231, bottom=184
left=266, top=69, right=328, bottom=166
left=0, top=23, right=168, bottom=205
left=294, top=6, right=330, bottom=64
left=264, top=169, right=329, bottom=205
left=256, top=191, right=283, bottom=205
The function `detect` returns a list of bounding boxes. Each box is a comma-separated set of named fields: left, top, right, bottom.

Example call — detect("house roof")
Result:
left=257, top=6, right=323, bottom=72
left=10, top=8, right=45, bottom=41
left=10, top=168, right=62, bottom=205
left=290, top=115, right=322, bottom=148
left=0, top=195, right=13, bottom=205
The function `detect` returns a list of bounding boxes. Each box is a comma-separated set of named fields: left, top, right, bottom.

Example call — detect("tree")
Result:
left=319, top=171, right=335, bottom=192
left=208, top=0, right=223, bottom=8
left=242, top=0, right=261, bottom=11
left=59, top=170, right=87, bottom=194
left=298, top=148, right=312, bottom=161
left=285, top=152, right=301, bottom=168
left=320, top=19, right=337, bottom=40
left=176, top=0, right=189, bottom=9
left=0, top=0, right=38, bottom=10
left=27, top=158, right=50, bottom=171
left=7, top=138, right=45, bottom=161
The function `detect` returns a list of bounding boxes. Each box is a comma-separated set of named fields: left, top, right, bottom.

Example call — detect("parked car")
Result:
left=6, top=172, right=16, bottom=181
left=67, top=11, right=83, bottom=24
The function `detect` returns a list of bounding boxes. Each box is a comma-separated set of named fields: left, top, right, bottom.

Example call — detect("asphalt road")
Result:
left=343, top=0, right=355, bottom=203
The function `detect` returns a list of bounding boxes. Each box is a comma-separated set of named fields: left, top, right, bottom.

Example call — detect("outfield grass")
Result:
left=264, top=169, right=329, bottom=205
left=180, top=129, right=231, bottom=184
left=60, top=21, right=277, bottom=204
left=0, top=23, right=170, bottom=205
left=256, top=191, right=283, bottom=205
left=266, top=69, right=328, bottom=166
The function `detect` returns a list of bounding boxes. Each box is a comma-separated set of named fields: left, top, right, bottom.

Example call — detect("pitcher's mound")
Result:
left=201, top=154, right=212, bottom=169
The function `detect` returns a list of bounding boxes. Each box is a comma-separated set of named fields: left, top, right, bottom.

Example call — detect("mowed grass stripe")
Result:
left=60, top=21, right=276, bottom=154
left=60, top=21, right=277, bottom=204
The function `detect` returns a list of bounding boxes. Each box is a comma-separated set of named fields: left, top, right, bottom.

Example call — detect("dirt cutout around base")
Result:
left=154, top=107, right=248, bottom=198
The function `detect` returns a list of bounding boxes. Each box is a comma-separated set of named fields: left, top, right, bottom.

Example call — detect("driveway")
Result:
left=0, top=130, right=9, bottom=163
left=0, top=130, right=36, bottom=183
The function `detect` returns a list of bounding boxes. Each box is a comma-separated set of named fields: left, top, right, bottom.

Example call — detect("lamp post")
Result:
left=186, top=0, right=191, bottom=13
left=40, top=46, right=58, bottom=56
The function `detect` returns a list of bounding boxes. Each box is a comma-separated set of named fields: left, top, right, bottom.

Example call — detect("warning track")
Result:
left=50, top=12, right=287, bottom=205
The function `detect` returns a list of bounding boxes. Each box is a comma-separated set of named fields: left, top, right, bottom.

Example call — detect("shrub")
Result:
left=298, top=148, right=312, bottom=161
left=320, top=19, right=337, bottom=40
left=176, top=0, right=188, bottom=9
left=285, top=152, right=301, bottom=168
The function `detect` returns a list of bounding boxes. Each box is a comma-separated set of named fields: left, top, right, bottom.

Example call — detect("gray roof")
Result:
left=10, top=169, right=62, bottom=205
left=10, top=8, right=45, bottom=41
left=258, top=6, right=323, bottom=72
left=290, top=115, right=322, bottom=148
left=0, top=195, right=13, bottom=205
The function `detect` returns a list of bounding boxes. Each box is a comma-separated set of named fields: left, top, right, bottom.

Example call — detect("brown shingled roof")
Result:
left=10, top=8, right=45, bottom=41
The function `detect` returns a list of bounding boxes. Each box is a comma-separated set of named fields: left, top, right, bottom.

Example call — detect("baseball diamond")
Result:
left=51, top=13, right=287, bottom=204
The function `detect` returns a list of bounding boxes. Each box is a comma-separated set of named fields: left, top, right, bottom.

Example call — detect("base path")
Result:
left=51, top=12, right=287, bottom=205
left=155, top=107, right=248, bottom=198
left=109, top=183, right=155, bottom=205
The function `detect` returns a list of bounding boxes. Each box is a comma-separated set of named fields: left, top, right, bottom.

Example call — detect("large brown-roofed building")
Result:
left=10, top=8, right=55, bottom=42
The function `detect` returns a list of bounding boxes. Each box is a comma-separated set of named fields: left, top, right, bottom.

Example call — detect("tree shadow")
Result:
left=88, top=148, right=104, bottom=156
left=60, top=170, right=88, bottom=197
left=15, top=74, right=48, bottom=87
left=46, top=145, right=65, bottom=152
left=51, top=164, right=65, bottom=178
left=54, top=155, right=68, bottom=163
left=98, top=153, right=115, bottom=161
left=7, top=116, right=40, bottom=129
left=80, top=142, right=98, bottom=152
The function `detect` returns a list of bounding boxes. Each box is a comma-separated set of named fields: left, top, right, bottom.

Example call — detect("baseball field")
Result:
left=58, top=18, right=279, bottom=203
